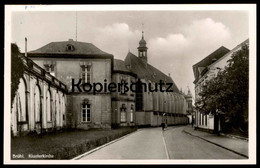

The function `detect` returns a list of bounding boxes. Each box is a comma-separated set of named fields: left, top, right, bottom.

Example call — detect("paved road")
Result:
left=78, top=126, right=245, bottom=160
left=79, top=127, right=168, bottom=159
left=164, top=126, right=245, bottom=159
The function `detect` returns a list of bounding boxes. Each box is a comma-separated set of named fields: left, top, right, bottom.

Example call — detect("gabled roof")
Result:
left=124, top=52, right=180, bottom=93
left=28, top=40, right=112, bottom=56
left=192, top=46, right=230, bottom=83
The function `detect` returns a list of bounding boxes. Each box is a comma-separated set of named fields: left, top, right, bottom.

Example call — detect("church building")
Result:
left=11, top=31, right=189, bottom=136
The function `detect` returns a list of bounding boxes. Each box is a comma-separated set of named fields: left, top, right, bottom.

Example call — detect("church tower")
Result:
left=138, top=31, right=148, bottom=62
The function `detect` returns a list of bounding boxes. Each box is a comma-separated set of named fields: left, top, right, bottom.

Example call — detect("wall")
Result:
left=31, top=57, right=113, bottom=129
left=68, top=94, right=111, bottom=129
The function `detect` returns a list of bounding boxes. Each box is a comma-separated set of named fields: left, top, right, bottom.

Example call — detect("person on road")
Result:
left=161, top=121, right=165, bottom=131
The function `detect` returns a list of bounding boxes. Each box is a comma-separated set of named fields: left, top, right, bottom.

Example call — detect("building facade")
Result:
left=184, top=89, right=193, bottom=124
left=11, top=55, right=67, bottom=136
left=112, top=59, right=137, bottom=127
left=27, top=39, right=114, bottom=129
left=123, top=32, right=188, bottom=127
left=192, top=39, right=249, bottom=133
left=11, top=32, right=190, bottom=136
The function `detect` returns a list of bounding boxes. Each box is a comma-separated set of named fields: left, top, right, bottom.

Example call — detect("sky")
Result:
left=11, top=8, right=249, bottom=101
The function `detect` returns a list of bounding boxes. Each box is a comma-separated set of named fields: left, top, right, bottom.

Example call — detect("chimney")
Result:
left=25, top=37, right=27, bottom=57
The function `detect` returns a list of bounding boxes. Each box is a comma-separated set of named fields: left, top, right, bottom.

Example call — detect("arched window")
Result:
left=130, top=105, right=134, bottom=123
left=120, top=104, right=126, bottom=123
left=66, top=44, right=75, bottom=51
left=17, top=78, right=27, bottom=122
left=34, top=85, right=41, bottom=122
left=62, top=95, right=65, bottom=122
left=46, top=90, right=52, bottom=121
left=55, top=93, right=60, bottom=126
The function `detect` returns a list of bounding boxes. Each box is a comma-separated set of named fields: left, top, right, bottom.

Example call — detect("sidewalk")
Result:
left=183, top=126, right=248, bottom=158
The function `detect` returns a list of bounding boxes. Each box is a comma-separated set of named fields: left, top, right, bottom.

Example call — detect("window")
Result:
left=136, top=80, right=143, bottom=111
left=81, top=65, right=91, bottom=84
left=82, top=104, right=91, bottom=122
left=130, top=79, right=135, bottom=97
left=46, top=90, right=52, bottom=121
left=120, top=78, right=127, bottom=95
left=66, top=44, right=74, bottom=51
left=130, top=105, right=134, bottom=122
left=120, top=104, right=127, bottom=122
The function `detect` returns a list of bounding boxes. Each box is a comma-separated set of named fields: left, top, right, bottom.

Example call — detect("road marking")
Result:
left=162, top=131, right=170, bottom=159
left=72, top=129, right=141, bottom=160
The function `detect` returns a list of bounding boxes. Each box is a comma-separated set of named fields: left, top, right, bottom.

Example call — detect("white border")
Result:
left=4, top=4, right=256, bottom=165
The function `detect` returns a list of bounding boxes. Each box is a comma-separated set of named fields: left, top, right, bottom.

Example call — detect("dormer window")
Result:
left=66, top=44, right=74, bottom=51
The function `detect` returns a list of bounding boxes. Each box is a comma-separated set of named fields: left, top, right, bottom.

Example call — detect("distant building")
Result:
left=184, top=89, right=193, bottom=124
left=192, top=39, right=249, bottom=133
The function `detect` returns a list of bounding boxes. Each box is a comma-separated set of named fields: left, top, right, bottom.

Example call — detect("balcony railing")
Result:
left=19, top=54, right=67, bottom=92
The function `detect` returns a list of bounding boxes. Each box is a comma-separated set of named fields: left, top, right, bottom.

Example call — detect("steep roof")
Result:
left=114, top=59, right=131, bottom=72
left=124, top=52, right=180, bottom=93
left=192, top=46, right=230, bottom=83
left=28, top=40, right=112, bottom=56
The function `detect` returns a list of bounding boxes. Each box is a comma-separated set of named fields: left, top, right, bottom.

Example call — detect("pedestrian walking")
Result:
left=161, top=122, right=165, bottom=131
left=191, top=118, right=194, bottom=128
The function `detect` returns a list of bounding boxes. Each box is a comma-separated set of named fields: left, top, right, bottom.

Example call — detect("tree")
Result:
left=11, top=43, right=25, bottom=106
left=195, top=44, right=249, bottom=134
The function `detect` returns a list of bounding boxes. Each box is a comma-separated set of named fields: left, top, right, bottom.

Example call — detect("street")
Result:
left=78, top=126, right=245, bottom=160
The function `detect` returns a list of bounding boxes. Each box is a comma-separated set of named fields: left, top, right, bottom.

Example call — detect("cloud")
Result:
left=93, top=23, right=140, bottom=59
left=183, top=17, right=231, bottom=51
left=91, top=19, right=231, bottom=98
left=147, top=18, right=231, bottom=96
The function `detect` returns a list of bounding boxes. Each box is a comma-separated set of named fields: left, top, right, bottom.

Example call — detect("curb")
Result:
left=220, top=133, right=248, bottom=141
left=72, top=129, right=141, bottom=160
left=183, top=129, right=248, bottom=159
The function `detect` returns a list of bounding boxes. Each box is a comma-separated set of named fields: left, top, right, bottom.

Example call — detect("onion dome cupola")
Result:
left=137, top=31, right=148, bottom=62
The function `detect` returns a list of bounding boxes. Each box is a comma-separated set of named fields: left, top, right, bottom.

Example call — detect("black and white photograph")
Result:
left=4, top=4, right=256, bottom=164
